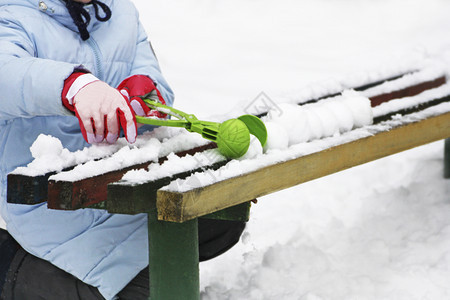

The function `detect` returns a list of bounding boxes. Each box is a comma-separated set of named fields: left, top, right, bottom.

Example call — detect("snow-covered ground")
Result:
left=129, top=0, right=450, bottom=299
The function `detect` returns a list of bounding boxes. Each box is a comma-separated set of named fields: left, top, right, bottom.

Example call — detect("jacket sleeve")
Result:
left=128, top=20, right=175, bottom=107
left=0, top=10, right=82, bottom=122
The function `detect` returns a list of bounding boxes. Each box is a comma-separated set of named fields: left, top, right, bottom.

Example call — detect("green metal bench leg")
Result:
left=148, top=214, right=200, bottom=300
left=445, top=138, right=450, bottom=179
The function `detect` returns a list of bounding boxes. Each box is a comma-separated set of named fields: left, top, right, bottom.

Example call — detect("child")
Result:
left=0, top=1, right=245, bottom=299
left=0, top=0, right=173, bottom=298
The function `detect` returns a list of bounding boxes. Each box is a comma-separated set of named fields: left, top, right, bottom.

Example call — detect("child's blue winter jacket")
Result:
left=0, top=0, right=174, bottom=298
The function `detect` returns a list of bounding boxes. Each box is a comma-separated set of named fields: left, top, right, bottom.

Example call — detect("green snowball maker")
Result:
left=135, top=98, right=267, bottom=159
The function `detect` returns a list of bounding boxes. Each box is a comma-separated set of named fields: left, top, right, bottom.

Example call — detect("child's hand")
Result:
left=63, top=74, right=137, bottom=144
left=117, top=75, right=167, bottom=118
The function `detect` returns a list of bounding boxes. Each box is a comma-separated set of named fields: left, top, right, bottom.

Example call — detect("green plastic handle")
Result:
left=135, top=116, right=188, bottom=128
left=137, top=98, right=222, bottom=142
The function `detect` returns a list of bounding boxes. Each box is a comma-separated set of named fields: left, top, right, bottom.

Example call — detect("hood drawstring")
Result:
left=65, top=0, right=112, bottom=41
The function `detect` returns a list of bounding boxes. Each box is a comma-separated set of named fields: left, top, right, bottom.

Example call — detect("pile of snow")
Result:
left=262, top=122, right=289, bottom=152
left=11, top=127, right=210, bottom=181
left=263, top=90, right=373, bottom=148
left=121, top=149, right=226, bottom=185
left=12, top=134, right=125, bottom=177
left=48, top=128, right=209, bottom=182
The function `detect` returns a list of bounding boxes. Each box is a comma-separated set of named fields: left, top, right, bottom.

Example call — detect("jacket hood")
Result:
left=0, top=0, right=113, bottom=35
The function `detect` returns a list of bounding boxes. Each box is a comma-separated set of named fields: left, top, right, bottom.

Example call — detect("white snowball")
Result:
left=303, top=107, right=324, bottom=141
left=309, top=104, right=339, bottom=138
left=30, top=134, right=64, bottom=159
left=239, top=135, right=263, bottom=160
left=268, top=103, right=311, bottom=145
left=341, top=90, right=373, bottom=127
left=323, top=99, right=354, bottom=133
left=263, top=121, right=289, bottom=152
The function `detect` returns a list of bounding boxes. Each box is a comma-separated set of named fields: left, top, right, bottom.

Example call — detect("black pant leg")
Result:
left=198, top=218, right=246, bottom=262
left=116, top=268, right=149, bottom=300
left=0, top=229, right=19, bottom=296
left=0, top=218, right=246, bottom=300
left=1, top=248, right=104, bottom=300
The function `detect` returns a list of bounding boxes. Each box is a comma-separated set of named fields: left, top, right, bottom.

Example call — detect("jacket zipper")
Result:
left=86, top=38, right=104, bottom=81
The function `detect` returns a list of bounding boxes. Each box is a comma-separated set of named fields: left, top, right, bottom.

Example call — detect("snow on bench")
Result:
left=7, top=129, right=215, bottom=207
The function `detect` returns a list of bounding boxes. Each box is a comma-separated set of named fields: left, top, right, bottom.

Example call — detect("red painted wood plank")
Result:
left=369, top=76, right=446, bottom=107
left=47, top=143, right=217, bottom=210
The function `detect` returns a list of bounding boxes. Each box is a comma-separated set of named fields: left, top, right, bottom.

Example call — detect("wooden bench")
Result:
left=7, top=69, right=450, bottom=299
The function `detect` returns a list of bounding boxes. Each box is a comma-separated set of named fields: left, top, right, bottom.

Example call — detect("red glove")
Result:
left=62, top=72, right=137, bottom=144
left=117, top=75, right=167, bottom=118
